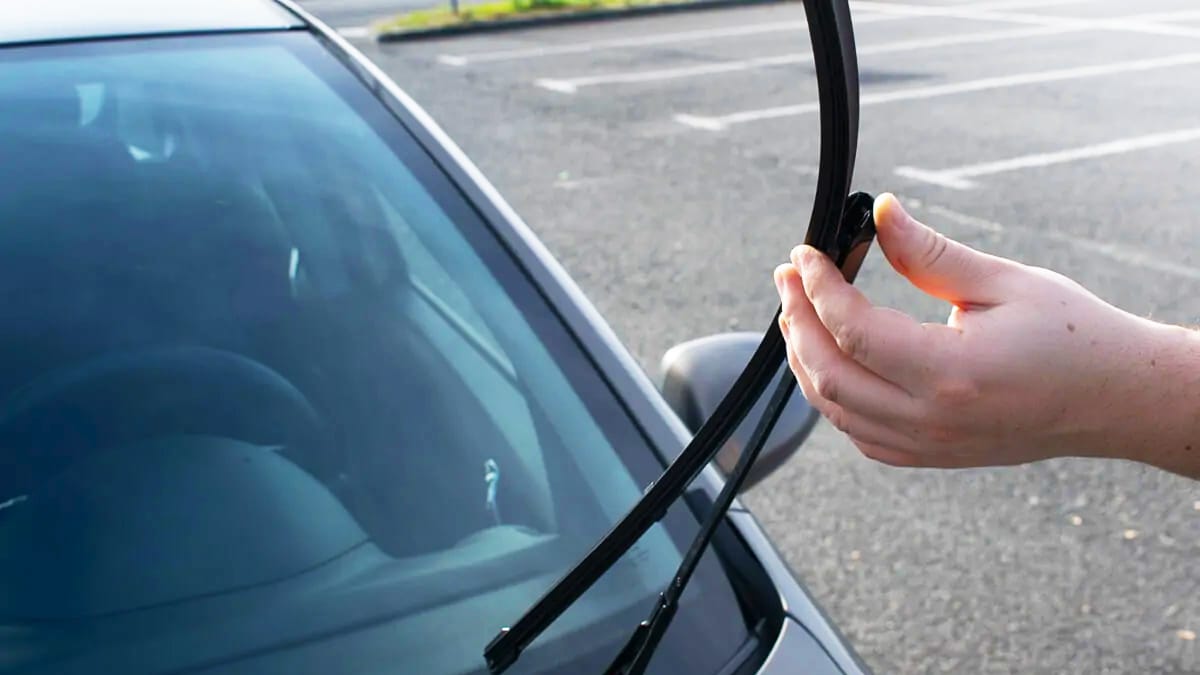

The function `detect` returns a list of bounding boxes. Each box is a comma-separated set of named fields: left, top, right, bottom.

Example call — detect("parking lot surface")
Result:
left=327, top=1, right=1200, bottom=671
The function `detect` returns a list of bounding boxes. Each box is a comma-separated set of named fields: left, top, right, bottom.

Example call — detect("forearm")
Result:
left=1108, top=321, right=1200, bottom=479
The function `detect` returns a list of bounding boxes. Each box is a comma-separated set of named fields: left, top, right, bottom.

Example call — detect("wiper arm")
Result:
left=483, top=1, right=865, bottom=672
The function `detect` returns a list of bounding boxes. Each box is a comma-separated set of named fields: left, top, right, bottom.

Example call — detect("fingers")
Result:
left=774, top=232, right=1006, bottom=470
left=873, top=193, right=1014, bottom=307
left=782, top=326, right=921, bottom=451
left=775, top=274, right=984, bottom=469
left=790, top=245, right=940, bottom=390
left=775, top=264, right=921, bottom=426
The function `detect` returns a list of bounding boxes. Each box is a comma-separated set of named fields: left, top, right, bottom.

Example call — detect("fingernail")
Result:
left=875, top=193, right=909, bottom=231
left=790, top=245, right=808, bottom=270
left=773, top=265, right=787, bottom=294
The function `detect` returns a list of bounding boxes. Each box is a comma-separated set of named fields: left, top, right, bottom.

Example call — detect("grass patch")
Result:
left=376, top=0, right=691, bottom=32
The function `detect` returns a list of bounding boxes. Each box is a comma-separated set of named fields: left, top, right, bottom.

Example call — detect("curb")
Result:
left=377, top=0, right=785, bottom=42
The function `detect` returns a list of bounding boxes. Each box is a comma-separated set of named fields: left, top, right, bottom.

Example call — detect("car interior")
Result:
left=0, top=62, right=565, bottom=630
left=0, top=73, right=549, bottom=549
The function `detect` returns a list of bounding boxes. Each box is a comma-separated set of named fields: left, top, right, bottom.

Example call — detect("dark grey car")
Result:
left=0, top=1, right=868, bottom=673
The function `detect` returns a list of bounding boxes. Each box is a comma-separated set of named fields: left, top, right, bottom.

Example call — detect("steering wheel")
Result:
left=0, top=345, right=330, bottom=494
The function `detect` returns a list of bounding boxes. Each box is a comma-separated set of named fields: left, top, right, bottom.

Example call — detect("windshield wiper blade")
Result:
left=483, top=1, right=864, bottom=672
left=601, top=194, right=875, bottom=675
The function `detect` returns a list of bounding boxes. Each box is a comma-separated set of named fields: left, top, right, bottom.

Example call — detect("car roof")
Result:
left=0, top=0, right=305, bottom=47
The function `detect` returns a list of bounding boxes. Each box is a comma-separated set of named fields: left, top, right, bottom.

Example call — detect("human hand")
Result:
left=774, top=193, right=1198, bottom=470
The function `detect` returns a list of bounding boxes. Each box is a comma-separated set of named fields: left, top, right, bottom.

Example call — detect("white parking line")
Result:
left=675, top=52, right=1200, bottom=130
left=534, top=24, right=1074, bottom=93
left=904, top=196, right=1200, bottom=281
left=437, top=20, right=811, bottom=66
left=336, top=26, right=371, bottom=39
left=850, top=2, right=1200, bottom=39
left=436, top=0, right=1099, bottom=66
left=895, top=127, right=1200, bottom=189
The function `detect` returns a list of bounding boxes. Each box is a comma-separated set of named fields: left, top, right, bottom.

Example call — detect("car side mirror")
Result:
left=660, top=332, right=819, bottom=493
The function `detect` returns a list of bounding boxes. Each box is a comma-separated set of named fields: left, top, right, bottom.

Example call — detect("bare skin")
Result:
left=774, top=193, right=1200, bottom=479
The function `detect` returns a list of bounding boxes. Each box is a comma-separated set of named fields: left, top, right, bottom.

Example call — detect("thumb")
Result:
left=873, top=193, right=1011, bottom=306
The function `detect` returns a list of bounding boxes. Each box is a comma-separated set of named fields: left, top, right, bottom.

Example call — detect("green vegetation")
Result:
left=376, top=0, right=688, bottom=32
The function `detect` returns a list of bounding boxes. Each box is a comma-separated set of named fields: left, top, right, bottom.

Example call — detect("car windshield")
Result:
left=0, top=32, right=751, bottom=675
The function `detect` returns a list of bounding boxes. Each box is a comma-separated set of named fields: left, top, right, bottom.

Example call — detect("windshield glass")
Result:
left=0, top=32, right=750, bottom=675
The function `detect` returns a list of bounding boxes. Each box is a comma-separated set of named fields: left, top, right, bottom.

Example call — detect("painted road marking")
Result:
left=903, top=196, right=1200, bottom=281
left=336, top=26, right=371, bottom=39
left=675, top=52, right=1200, bottom=130
left=438, top=20, right=812, bottom=66
left=849, top=2, right=1200, bottom=38
left=534, top=25, right=1075, bottom=93
left=436, top=0, right=1096, bottom=66
left=533, top=0, right=1195, bottom=94
left=895, top=127, right=1200, bottom=189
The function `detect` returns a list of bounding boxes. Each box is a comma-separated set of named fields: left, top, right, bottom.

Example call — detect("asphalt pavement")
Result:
left=314, top=0, right=1200, bottom=671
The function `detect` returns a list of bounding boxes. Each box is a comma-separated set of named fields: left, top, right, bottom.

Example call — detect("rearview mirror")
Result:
left=660, top=332, right=819, bottom=492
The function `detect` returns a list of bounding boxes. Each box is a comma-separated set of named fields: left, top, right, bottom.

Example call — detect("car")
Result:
left=0, top=1, right=871, bottom=674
